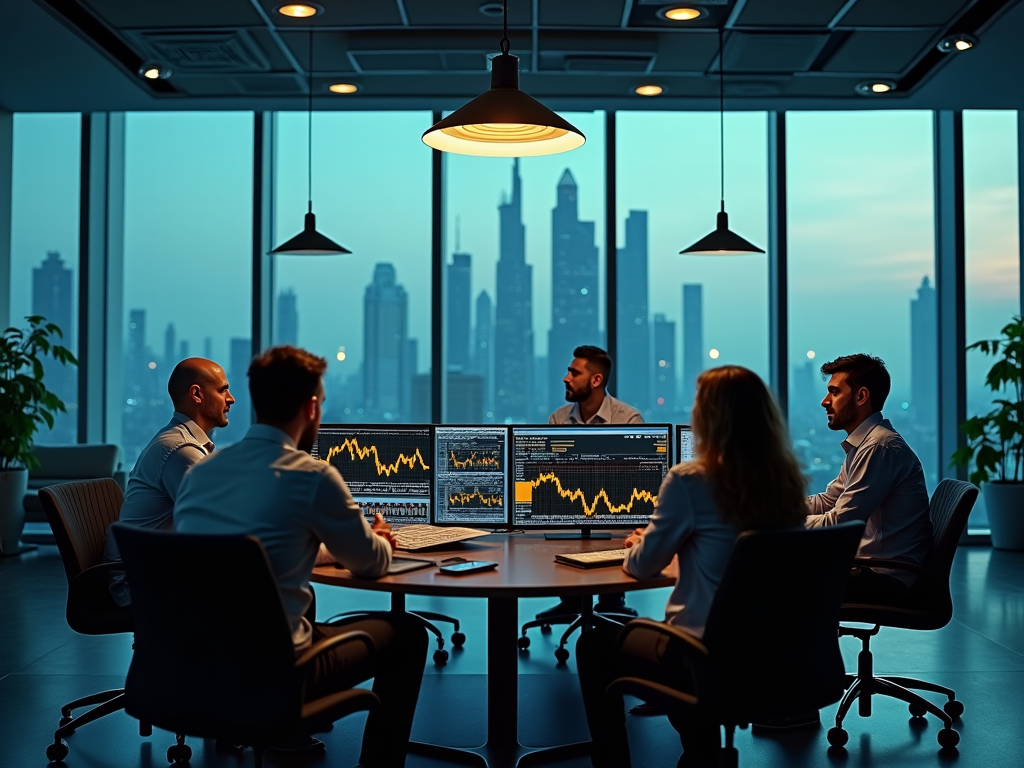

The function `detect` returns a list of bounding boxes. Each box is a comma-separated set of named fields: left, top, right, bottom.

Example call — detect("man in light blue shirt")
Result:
left=174, top=345, right=426, bottom=767
left=104, top=358, right=234, bottom=604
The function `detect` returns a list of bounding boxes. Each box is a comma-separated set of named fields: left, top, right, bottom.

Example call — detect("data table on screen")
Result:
left=434, top=426, right=510, bottom=526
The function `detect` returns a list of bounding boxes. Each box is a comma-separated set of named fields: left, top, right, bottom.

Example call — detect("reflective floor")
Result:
left=2, top=545, right=1022, bottom=767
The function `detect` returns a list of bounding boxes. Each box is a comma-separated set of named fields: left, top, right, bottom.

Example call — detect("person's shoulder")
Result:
left=667, top=460, right=706, bottom=481
left=548, top=404, right=573, bottom=423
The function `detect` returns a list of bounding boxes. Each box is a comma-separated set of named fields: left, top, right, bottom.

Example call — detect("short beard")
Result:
left=297, top=422, right=318, bottom=453
left=827, top=399, right=857, bottom=431
left=565, top=383, right=592, bottom=403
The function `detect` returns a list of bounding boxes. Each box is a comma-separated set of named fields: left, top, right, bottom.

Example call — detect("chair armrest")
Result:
left=616, top=618, right=710, bottom=660
left=606, top=676, right=697, bottom=711
left=850, top=558, right=943, bottom=587
left=294, top=630, right=376, bottom=670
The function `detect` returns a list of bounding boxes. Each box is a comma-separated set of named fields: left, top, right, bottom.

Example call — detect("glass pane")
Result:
left=964, top=110, right=1021, bottom=531
left=272, top=111, right=432, bottom=424
left=616, top=112, right=769, bottom=422
left=787, top=111, right=938, bottom=494
left=444, top=112, right=606, bottom=424
left=10, top=114, right=81, bottom=444
left=119, top=112, right=253, bottom=464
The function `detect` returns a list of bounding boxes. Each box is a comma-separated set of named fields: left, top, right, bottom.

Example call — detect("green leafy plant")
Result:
left=0, top=316, right=78, bottom=471
left=952, top=315, right=1023, bottom=485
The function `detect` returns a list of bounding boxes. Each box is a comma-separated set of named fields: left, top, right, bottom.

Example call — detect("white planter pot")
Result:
left=0, top=469, right=29, bottom=555
left=984, top=482, right=1024, bottom=551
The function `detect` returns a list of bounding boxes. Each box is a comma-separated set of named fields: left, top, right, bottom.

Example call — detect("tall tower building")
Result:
left=652, top=313, right=676, bottom=418
left=617, top=210, right=650, bottom=411
left=472, top=290, right=493, bottom=417
left=164, top=323, right=177, bottom=369
left=447, top=252, right=472, bottom=371
left=277, top=288, right=299, bottom=347
left=681, top=284, right=705, bottom=414
left=32, top=251, right=76, bottom=442
left=493, top=158, right=534, bottom=421
left=364, top=263, right=409, bottom=420
left=910, top=275, right=938, bottom=481
left=218, top=338, right=252, bottom=445
left=548, top=169, right=600, bottom=410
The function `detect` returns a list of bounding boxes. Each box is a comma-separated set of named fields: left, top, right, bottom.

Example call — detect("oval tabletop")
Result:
left=312, top=532, right=677, bottom=598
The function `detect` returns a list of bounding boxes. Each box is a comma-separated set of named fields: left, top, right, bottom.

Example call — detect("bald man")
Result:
left=104, top=358, right=235, bottom=605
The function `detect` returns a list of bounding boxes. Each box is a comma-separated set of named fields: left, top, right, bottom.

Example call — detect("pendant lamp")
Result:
left=421, top=0, right=585, bottom=157
left=680, top=26, right=764, bottom=256
left=270, top=22, right=350, bottom=255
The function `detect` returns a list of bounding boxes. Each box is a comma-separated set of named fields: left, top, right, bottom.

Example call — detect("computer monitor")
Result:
left=511, top=424, right=671, bottom=532
left=433, top=426, right=510, bottom=527
left=676, top=424, right=697, bottom=463
left=312, top=424, right=433, bottom=526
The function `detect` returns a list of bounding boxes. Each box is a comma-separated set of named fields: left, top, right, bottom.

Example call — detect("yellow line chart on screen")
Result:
left=448, top=450, right=501, bottom=469
left=449, top=490, right=504, bottom=507
left=521, top=472, right=656, bottom=517
left=323, top=439, right=430, bottom=476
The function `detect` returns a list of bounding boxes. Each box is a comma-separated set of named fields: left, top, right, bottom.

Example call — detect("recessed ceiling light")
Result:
left=276, top=3, right=323, bottom=18
left=635, top=84, right=664, bottom=96
left=479, top=2, right=504, bottom=16
left=658, top=6, right=707, bottom=22
left=855, top=80, right=895, bottom=95
left=937, top=33, right=977, bottom=53
left=138, top=62, right=172, bottom=80
left=328, top=82, right=359, bottom=94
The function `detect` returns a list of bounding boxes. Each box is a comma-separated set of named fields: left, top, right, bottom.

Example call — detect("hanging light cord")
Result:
left=718, top=24, right=725, bottom=214
left=500, top=0, right=510, bottom=55
left=307, top=23, right=314, bottom=214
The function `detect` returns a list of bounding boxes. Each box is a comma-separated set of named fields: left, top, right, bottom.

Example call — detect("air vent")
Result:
left=128, top=30, right=270, bottom=73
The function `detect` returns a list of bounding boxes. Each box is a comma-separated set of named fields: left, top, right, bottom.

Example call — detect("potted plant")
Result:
left=0, top=316, right=77, bottom=555
left=953, top=315, right=1024, bottom=550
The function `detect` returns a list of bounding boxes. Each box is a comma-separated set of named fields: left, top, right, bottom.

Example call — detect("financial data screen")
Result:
left=313, top=425, right=432, bottom=525
left=511, top=425, right=670, bottom=527
left=434, top=426, right=510, bottom=526
left=677, top=425, right=697, bottom=463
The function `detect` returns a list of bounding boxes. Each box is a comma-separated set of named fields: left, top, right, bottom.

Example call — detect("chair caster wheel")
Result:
left=46, top=740, right=69, bottom=763
left=540, top=624, right=552, bottom=634
left=554, top=647, right=570, bottom=664
left=167, top=743, right=192, bottom=764
left=826, top=727, right=848, bottom=748
left=140, top=722, right=153, bottom=737
left=517, top=636, right=530, bottom=650
left=452, top=632, right=466, bottom=647
left=909, top=703, right=927, bottom=718
left=944, top=700, right=964, bottom=719
left=433, top=649, right=449, bottom=665
left=937, top=728, right=960, bottom=749
left=58, top=716, right=73, bottom=728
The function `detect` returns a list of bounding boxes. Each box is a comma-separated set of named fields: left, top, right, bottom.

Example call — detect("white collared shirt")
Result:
left=548, top=393, right=644, bottom=425
left=805, top=411, right=932, bottom=583
left=173, top=424, right=391, bottom=647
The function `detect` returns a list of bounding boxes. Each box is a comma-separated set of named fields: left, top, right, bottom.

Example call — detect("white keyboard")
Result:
left=393, top=524, right=492, bottom=551
left=554, top=548, right=628, bottom=568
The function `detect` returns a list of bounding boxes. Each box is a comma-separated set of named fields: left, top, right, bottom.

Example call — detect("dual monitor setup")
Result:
left=311, top=423, right=697, bottom=534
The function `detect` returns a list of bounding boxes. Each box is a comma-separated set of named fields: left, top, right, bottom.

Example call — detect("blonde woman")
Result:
left=576, top=365, right=807, bottom=768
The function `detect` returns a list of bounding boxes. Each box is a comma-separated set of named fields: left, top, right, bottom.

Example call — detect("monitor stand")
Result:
left=544, top=527, right=611, bottom=540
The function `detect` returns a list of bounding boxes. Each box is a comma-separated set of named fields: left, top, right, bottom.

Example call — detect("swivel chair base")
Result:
left=47, top=688, right=167, bottom=763
left=327, top=609, right=464, bottom=666
left=828, top=624, right=963, bottom=751
left=518, top=602, right=633, bottom=662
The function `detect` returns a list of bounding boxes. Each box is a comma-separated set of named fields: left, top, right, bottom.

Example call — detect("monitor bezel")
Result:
left=510, top=422, right=673, bottom=530
left=314, top=423, right=436, bottom=527
left=675, top=423, right=695, bottom=465
left=432, top=424, right=512, bottom=529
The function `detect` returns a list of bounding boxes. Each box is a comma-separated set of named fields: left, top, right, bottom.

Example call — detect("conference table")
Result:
left=311, top=532, right=676, bottom=768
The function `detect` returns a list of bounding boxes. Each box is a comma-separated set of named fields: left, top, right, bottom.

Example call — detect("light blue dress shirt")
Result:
left=548, top=393, right=644, bottom=425
left=173, top=424, right=391, bottom=647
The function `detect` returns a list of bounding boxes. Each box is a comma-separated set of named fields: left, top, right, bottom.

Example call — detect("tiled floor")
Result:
left=1, top=545, right=1022, bottom=767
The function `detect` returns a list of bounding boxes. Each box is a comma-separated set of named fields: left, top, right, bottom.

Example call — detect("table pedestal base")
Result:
left=410, top=738, right=591, bottom=768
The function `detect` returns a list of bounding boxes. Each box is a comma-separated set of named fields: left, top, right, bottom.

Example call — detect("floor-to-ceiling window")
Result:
left=118, top=112, right=253, bottom=463
left=443, top=111, right=606, bottom=424
left=787, top=111, right=938, bottom=494
left=964, top=110, right=1021, bottom=531
left=616, top=111, right=769, bottom=424
left=272, top=111, right=433, bottom=425
left=9, top=113, right=81, bottom=445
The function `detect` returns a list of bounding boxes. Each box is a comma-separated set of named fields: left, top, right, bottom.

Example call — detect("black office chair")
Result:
left=827, top=479, right=979, bottom=752
left=518, top=599, right=635, bottom=663
left=326, top=603, right=464, bottom=666
left=39, top=479, right=151, bottom=764
left=607, top=521, right=864, bottom=768
left=112, top=524, right=380, bottom=767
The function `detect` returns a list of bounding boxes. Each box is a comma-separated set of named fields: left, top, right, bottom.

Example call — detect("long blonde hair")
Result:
left=691, top=366, right=806, bottom=530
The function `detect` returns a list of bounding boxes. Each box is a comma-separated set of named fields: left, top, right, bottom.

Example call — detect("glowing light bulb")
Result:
left=709, top=348, right=720, bottom=360
left=277, top=4, right=320, bottom=18
left=663, top=7, right=702, bottom=21
left=635, top=85, right=663, bottom=97
left=329, top=83, right=359, bottom=94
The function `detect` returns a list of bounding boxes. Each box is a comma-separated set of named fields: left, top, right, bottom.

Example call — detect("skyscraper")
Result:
left=163, top=323, right=177, bottom=369
left=617, top=210, right=650, bottom=411
left=682, top=284, right=704, bottom=414
left=446, top=252, right=472, bottom=371
left=472, top=290, right=493, bottom=417
left=493, top=158, right=534, bottom=421
left=277, top=288, right=299, bottom=346
left=32, top=251, right=76, bottom=443
left=363, top=263, right=408, bottom=420
left=219, top=337, right=252, bottom=445
left=652, top=313, right=676, bottom=418
left=910, top=275, right=938, bottom=482
left=122, top=309, right=163, bottom=462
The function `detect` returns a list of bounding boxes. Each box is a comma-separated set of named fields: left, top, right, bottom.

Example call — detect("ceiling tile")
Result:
left=823, top=29, right=937, bottom=73
left=84, top=0, right=265, bottom=28
left=263, top=0, right=403, bottom=27
left=279, top=31, right=356, bottom=72
left=404, top=0, right=531, bottom=26
left=652, top=31, right=719, bottom=71
left=839, top=0, right=968, bottom=27
left=735, top=0, right=848, bottom=27
left=724, top=32, right=830, bottom=72
left=540, top=0, right=625, bottom=27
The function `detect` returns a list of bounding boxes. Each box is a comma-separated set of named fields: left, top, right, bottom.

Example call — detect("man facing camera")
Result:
left=173, top=346, right=427, bottom=766
left=104, top=357, right=235, bottom=604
